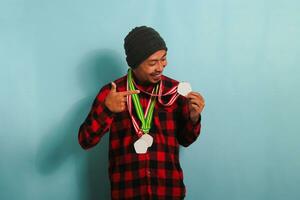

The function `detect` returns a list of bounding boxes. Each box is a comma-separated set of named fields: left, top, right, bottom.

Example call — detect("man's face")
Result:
left=133, top=50, right=167, bottom=84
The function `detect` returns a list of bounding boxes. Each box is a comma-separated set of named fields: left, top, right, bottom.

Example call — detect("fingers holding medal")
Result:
left=186, top=92, right=205, bottom=113
left=177, top=82, right=205, bottom=123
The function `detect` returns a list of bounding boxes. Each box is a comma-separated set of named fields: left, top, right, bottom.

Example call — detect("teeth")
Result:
left=151, top=74, right=161, bottom=79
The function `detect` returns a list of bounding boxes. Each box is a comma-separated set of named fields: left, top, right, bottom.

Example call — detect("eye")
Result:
left=148, top=61, right=156, bottom=66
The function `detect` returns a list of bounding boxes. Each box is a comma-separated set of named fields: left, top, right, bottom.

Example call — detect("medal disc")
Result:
left=177, top=82, right=192, bottom=96
left=134, top=138, right=148, bottom=154
left=141, top=134, right=153, bottom=147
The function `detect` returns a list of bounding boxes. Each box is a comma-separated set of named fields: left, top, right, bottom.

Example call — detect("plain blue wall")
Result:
left=1, top=0, right=299, bottom=199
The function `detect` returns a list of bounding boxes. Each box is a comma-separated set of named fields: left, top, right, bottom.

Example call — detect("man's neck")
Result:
left=131, top=71, right=158, bottom=93
left=132, top=71, right=153, bottom=86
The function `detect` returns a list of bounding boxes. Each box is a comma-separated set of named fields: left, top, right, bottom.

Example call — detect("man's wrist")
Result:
left=102, top=102, right=115, bottom=116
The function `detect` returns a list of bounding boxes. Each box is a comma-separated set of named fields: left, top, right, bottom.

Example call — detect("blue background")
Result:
left=1, top=0, right=299, bottom=199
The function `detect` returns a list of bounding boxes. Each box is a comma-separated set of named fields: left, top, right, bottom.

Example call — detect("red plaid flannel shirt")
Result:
left=78, top=74, right=201, bottom=200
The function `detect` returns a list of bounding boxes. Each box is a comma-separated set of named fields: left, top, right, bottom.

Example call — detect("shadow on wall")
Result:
left=35, top=49, right=125, bottom=200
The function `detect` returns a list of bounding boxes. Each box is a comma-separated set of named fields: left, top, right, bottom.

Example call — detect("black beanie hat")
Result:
left=124, top=26, right=167, bottom=69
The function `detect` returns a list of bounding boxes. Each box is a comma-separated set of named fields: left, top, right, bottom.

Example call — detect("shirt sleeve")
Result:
left=176, top=96, right=202, bottom=147
left=78, top=85, right=114, bottom=150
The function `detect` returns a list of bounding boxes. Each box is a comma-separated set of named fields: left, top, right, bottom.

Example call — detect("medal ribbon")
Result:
left=127, top=69, right=159, bottom=136
left=131, top=74, right=180, bottom=106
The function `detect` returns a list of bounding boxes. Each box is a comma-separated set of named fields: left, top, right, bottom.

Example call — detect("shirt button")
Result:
left=147, top=170, right=151, bottom=177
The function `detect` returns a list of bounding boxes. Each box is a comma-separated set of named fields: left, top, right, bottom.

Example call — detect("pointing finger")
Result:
left=120, top=90, right=140, bottom=96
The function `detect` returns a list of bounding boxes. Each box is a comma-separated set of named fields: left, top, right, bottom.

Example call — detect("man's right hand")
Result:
left=104, top=82, right=140, bottom=113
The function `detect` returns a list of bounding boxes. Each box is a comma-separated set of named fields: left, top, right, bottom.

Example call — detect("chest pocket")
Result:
left=155, top=104, right=179, bottom=132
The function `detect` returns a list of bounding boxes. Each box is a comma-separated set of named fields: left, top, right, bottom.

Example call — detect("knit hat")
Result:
left=124, top=26, right=167, bottom=69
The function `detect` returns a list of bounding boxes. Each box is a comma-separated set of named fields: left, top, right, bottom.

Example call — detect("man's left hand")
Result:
left=186, top=92, right=205, bottom=124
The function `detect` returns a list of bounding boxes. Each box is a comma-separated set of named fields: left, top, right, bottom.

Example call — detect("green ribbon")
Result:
left=128, top=69, right=159, bottom=134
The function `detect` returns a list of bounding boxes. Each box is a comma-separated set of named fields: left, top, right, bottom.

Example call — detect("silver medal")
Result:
left=177, top=82, right=192, bottom=96
left=141, top=134, right=153, bottom=147
left=134, top=138, right=148, bottom=154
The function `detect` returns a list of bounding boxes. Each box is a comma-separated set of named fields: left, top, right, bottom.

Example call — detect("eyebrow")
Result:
left=147, top=53, right=167, bottom=62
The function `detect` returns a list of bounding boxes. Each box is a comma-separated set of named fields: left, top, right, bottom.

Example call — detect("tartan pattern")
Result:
left=78, top=74, right=201, bottom=200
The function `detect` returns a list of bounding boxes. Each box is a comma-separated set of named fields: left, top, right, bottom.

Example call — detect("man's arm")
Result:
left=176, top=92, right=205, bottom=147
left=176, top=97, right=201, bottom=147
left=78, top=85, right=114, bottom=150
left=78, top=82, right=140, bottom=150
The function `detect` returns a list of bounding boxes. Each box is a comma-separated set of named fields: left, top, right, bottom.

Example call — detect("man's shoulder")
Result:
left=162, top=75, right=179, bottom=83
left=113, top=75, right=127, bottom=85
left=162, top=75, right=179, bottom=89
left=113, top=75, right=127, bottom=91
left=100, top=74, right=127, bottom=92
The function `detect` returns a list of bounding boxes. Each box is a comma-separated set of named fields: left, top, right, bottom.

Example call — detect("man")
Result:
left=78, top=26, right=205, bottom=200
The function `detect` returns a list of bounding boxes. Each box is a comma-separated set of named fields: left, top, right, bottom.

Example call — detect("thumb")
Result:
left=110, top=82, right=117, bottom=92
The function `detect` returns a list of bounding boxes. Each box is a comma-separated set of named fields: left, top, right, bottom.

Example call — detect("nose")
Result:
left=156, top=60, right=165, bottom=72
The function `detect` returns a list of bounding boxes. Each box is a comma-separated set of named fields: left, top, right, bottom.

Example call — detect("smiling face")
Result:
left=132, top=50, right=167, bottom=84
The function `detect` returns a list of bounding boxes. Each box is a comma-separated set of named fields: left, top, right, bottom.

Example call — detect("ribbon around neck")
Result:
left=127, top=69, right=159, bottom=134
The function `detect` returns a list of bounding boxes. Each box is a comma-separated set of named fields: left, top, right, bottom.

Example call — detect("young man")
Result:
left=78, top=26, right=205, bottom=200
